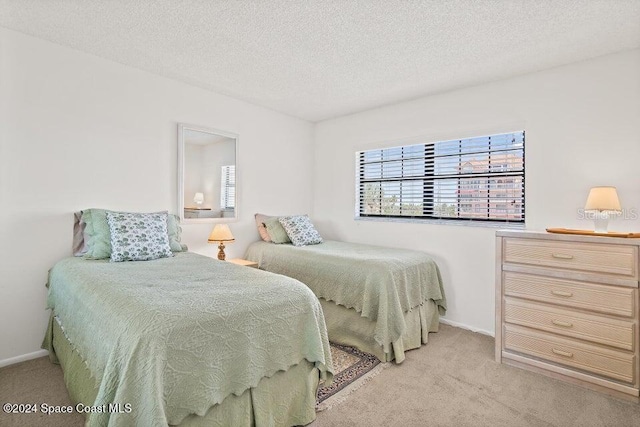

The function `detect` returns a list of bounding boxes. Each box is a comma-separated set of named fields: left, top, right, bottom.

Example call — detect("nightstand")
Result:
left=184, top=208, right=217, bottom=218
left=228, top=258, right=258, bottom=268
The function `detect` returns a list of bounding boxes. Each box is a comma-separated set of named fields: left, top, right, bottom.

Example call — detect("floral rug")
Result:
left=316, top=343, right=390, bottom=411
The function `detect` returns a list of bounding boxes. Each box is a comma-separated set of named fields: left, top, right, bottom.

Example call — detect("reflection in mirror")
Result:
left=178, top=124, right=238, bottom=223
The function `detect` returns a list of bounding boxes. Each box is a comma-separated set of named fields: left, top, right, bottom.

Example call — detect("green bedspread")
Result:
left=245, top=240, right=447, bottom=352
left=44, top=252, right=333, bottom=427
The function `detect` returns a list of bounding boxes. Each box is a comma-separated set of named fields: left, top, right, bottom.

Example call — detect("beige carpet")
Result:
left=1, top=324, right=639, bottom=427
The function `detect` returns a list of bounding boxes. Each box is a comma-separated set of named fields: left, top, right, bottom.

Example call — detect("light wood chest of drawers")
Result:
left=496, top=230, right=640, bottom=399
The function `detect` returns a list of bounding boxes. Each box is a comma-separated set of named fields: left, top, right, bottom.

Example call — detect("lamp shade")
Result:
left=193, top=192, right=205, bottom=205
left=584, top=186, right=621, bottom=212
left=208, top=224, right=235, bottom=242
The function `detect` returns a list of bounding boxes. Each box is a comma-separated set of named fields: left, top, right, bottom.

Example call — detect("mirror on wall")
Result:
left=178, top=123, right=238, bottom=223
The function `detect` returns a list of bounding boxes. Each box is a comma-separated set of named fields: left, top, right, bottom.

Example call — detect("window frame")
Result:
left=355, top=131, right=525, bottom=226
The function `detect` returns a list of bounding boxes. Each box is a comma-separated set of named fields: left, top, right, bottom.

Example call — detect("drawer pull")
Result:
left=551, top=253, right=574, bottom=260
left=551, top=320, right=573, bottom=328
left=550, top=290, right=573, bottom=297
left=551, top=348, right=574, bottom=358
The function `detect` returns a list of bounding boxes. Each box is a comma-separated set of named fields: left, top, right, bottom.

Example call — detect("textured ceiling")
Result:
left=1, top=1, right=639, bottom=122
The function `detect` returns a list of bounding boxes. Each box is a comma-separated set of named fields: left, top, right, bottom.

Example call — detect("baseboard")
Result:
left=439, top=318, right=495, bottom=337
left=0, top=349, right=49, bottom=368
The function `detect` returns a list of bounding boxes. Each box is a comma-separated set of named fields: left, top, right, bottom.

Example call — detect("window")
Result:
left=220, top=165, right=236, bottom=209
left=357, top=131, right=524, bottom=224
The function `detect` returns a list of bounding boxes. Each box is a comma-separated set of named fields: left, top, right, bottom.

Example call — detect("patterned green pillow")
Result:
left=278, top=215, right=323, bottom=247
left=264, top=217, right=291, bottom=244
left=83, top=209, right=185, bottom=259
left=106, top=211, right=173, bottom=262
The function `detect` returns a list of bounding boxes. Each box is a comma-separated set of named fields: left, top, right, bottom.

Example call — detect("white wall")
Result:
left=0, top=28, right=315, bottom=364
left=184, top=144, right=204, bottom=208
left=313, top=49, right=640, bottom=335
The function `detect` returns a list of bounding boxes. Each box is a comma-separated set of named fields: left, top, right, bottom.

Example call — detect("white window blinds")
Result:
left=357, top=131, right=525, bottom=223
left=220, top=165, right=236, bottom=209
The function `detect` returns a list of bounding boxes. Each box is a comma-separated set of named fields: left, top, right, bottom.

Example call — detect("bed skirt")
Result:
left=319, top=299, right=440, bottom=363
left=42, top=313, right=320, bottom=427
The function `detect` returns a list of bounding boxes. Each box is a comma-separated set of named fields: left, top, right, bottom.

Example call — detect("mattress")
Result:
left=245, top=240, right=447, bottom=362
left=44, top=315, right=320, bottom=427
left=42, top=252, right=333, bottom=426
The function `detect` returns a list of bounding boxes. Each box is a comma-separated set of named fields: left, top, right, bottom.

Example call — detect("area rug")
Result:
left=316, top=343, right=390, bottom=411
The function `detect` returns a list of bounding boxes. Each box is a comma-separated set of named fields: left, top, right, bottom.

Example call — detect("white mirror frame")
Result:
left=177, top=123, right=239, bottom=224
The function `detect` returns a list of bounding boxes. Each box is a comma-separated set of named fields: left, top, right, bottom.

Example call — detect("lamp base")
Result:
left=217, top=242, right=226, bottom=261
left=591, top=211, right=611, bottom=233
left=593, top=218, right=610, bottom=233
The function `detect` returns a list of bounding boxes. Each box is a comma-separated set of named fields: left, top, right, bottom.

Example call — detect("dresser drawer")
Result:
left=504, top=271, right=636, bottom=318
left=504, top=298, right=635, bottom=351
left=504, top=238, right=637, bottom=278
left=504, top=324, right=636, bottom=384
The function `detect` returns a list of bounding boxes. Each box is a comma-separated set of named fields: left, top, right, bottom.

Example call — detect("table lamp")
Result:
left=584, top=186, right=621, bottom=233
left=208, top=224, right=235, bottom=260
left=193, top=192, right=205, bottom=206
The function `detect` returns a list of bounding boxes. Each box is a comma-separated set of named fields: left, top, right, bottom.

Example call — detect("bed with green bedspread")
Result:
left=245, top=240, right=447, bottom=362
left=42, top=252, right=333, bottom=427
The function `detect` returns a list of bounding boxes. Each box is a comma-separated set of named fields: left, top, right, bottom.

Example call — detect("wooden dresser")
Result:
left=496, top=230, right=639, bottom=399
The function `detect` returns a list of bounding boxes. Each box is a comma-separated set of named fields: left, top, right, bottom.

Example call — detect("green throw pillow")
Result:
left=264, top=217, right=291, bottom=244
left=83, top=209, right=185, bottom=259
left=82, top=209, right=111, bottom=259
